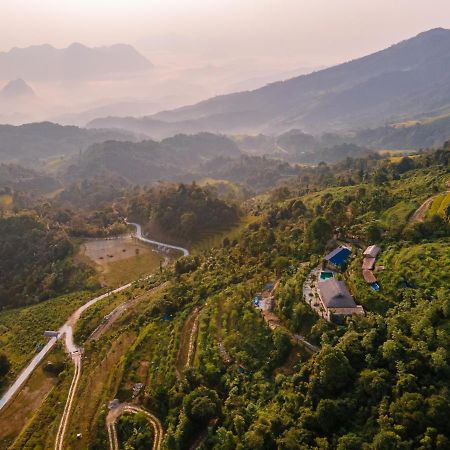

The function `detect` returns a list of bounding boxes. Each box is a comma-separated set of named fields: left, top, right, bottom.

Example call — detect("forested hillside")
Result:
left=64, top=133, right=240, bottom=184
left=0, top=122, right=136, bottom=162
left=0, top=214, right=94, bottom=308
left=87, top=147, right=448, bottom=450
left=127, top=183, right=240, bottom=240
left=1, top=146, right=448, bottom=450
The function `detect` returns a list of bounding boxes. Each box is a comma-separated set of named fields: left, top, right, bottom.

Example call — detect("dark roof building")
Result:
left=319, top=279, right=356, bottom=308
left=318, top=278, right=364, bottom=321
left=324, top=246, right=352, bottom=268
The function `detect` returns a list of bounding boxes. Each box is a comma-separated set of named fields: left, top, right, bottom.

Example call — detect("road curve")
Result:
left=409, top=190, right=450, bottom=223
left=127, top=222, right=189, bottom=256
left=0, top=282, right=134, bottom=413
left=106, top=403, right=164, bottom=450
left=0, top=221, right=183, bottom=448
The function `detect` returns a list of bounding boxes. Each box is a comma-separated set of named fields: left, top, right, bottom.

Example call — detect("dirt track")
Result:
left=106, top=403, right=164, bottom=450
left=409, top=190, right=450, bottom=223
left=175, top=307, right=201, bottom=377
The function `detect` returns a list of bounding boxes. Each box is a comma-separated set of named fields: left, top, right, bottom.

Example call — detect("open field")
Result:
left=80, top=235, right=163, bottom=286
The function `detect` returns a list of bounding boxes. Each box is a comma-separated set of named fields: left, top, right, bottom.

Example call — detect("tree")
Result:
left=366, top=222, right=382, bottom=242
left=306, top=217, right=332, bottom=250
left=272, top=256, right=290, bottom=276
left=0, top=353, right=10, bottom=378
left=183, top=387, right=221, bottom=425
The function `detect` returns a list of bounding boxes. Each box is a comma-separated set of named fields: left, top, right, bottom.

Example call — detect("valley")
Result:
left=0, top=14, right=449, bottom=450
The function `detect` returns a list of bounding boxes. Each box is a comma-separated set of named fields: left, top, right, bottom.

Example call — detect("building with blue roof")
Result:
left=324, top=246, right=352, bottom=270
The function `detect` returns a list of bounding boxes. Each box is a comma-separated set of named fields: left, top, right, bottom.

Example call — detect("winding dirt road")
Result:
left=54, top=352, right=81, bottom=450
left=106, top=403, right=164, bottom=450
left=0, top=222, right=183, bottom=449
left=409, top=190, right=450, bottom=223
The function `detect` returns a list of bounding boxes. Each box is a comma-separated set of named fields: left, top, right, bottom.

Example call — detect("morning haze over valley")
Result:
left=0, top=1, right=449, bottom=449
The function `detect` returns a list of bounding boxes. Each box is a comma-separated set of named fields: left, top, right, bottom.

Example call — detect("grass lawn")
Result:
left=79, top=236, right=163, bottom=286
left=378, top=241, right=450, bottom=291
left=102, top=251, right=162, bottom=286
left=380, top=200, right=417, bottom=228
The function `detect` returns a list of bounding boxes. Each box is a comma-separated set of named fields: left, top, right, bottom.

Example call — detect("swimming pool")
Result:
left=320, top=271, right=334, bottom=281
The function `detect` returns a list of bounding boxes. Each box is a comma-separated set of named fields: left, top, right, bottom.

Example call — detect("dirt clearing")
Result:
left=79, top=235, right=163, bottom=285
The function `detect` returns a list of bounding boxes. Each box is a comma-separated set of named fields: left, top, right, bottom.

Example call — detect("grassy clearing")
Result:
left=102, top=251, right=162, bottom=286
left=378, top=148, right=415, bottom=154
left=0, top=291, right=91, bottom=382
left=391, top=111, right=450, bottom=128
left=388, top=154, right=419, bottom=163
left=427, top=192, right=450, bottom=218
left=80, top=236, right=163, bottom=286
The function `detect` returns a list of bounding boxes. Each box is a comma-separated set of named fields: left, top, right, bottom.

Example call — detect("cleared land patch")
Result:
left=80, top=235, right=163, bottom=285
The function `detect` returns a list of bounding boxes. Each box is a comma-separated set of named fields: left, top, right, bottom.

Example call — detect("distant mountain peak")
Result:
left=0, top=78, right=36, bottom=99
left=417, top=27, right=450, bottom=37
left=0, top=43, right=153, bottom=81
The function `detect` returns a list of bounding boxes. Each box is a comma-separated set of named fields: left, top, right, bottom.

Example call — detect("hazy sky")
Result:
left=1, top=0, right=450, bottom=66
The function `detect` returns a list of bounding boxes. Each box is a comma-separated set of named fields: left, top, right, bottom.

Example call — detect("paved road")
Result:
left=0, top=337, right=57, bottom=410
left=127, top=222, right=189, bottom=256
left=106, top=403, right=164, bottom=450
left=0, top=282, right=133, bottom=413
left=0, top=221, right=182, bottom=448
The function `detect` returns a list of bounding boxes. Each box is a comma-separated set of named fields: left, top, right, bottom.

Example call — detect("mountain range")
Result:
left=88, top=28, right=450, bottom=137
left=0, top=43, right=152, bottom=81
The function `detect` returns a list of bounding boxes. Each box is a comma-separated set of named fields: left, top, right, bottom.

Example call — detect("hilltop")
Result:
left=0, top=79, right=35, bottom=100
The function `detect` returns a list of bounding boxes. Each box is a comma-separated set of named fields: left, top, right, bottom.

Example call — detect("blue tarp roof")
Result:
left=324, top=246, right=351, bottom=266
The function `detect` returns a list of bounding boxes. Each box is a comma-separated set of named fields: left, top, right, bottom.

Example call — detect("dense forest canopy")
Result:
left=0, top=214, right=94, bottom=308
left=127, top=183, right=240, bottom=240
